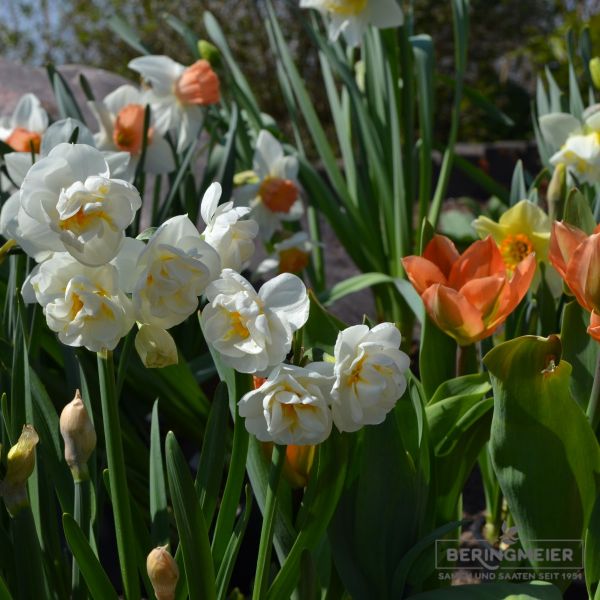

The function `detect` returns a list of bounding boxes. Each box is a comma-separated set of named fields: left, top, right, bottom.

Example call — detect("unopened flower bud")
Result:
left=198, top=40, right=220, bottom=66
left=1, top=425, right=39, bottom=516
left=261, top=443, right=315, bottom=488
left=60, top=390, right=96, bottom=481
left=547, top=163, right=566, bottom=221
left=591, top=57, right=600, bottom=90
left=147, top=546, right=179, bottom=600
left=135, top=325, right=178, bottom=369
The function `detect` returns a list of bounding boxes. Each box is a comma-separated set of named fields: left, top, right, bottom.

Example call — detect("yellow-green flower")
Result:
left=472, top=200, right=551, bottom=269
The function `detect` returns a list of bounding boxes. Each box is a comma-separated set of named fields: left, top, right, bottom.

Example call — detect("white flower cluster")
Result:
left=0, top=96, right=261, bottom=363
left=238, top=323, right=410, bottom=445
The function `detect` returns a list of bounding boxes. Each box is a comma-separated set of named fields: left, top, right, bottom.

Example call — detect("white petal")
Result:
left=200, top=182, right=223, bottom=226
left=40, top=118, right=95, bottom=155
left=368, top=0, right=404, bottom=28
left=259, top=273, right=309, bottom=330
left=254, top=130, right=284, bottom=178
left=4, top=152, right=34, bottom=187
left=11, top=93, right=48, bottom=133
left=539, top=113, right=581, bottom=152
left=128, top=55, right=184, bottom=95
left=144, top=135, right=175, bottom=174
left=103, top=85, right=144, bottom=115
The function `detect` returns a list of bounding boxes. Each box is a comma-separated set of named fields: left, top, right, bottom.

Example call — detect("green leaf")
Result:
left=319, top=273, right=394, bottom=307
left=162, top=13, right=200, bottom=59
left=560, top=301, right=598, bottom=409
left=214, top=103, right=238, bottom=204
left=419, top=315, right=457, bottom=400
left=63, top=513, right=118, bottom=600
left=563, top=187, right=596, bottom=234
left=426, top=373, right=492, bottom=456
left=47, top=64, right=86, bottom=123
left=266, top=433, right=348, bottom=600
left=108, top=15, right=150, bottom=55
left=196, top=382, right=229, bottom=527
left=406, top=581, right=562, bottom=599
left=166, top=431, right=216, bottom=600
left=215, top=486, right=253, bottom=600
left=585, top=493, right=600, bottom=599
left=150, top=400, right=169, bottom=547
left=303, top=290, right=345, bottom=356
left=485, top=335, right=600, bottom=587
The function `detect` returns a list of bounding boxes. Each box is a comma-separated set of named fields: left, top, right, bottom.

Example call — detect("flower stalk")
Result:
left=252, top=443, right=287, bottom=600
left=97, top=350, right=140, bottom=599
left=587, top=352, right=600, bottom=434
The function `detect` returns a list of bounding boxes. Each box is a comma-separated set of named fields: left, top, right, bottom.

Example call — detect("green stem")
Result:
left=252, top=444, right=287, bottom=600
left=97, top=351, right=140, bottom=600
left=456, top=343, right=478, bottom=377
left=72, top=481, right=85, bottom=599
left=587, top=351, right=600, bottom=433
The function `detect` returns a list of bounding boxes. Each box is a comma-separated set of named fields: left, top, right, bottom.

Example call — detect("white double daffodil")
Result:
left=0, top=93, right=48, bottom=154
left=200, top=182, right=258, bottom=272
left=131, top=215, right=221, bottom=329
left=239, top=363, right=334, bottom=445
left=300, top=0, right=404, bottom=47
left=22, top=253, right=135, bottom=352
left=201, top=269, right=309, bottom=374
left=18, top=143, right=141, bottom=266
left=331, top=323, right=409, bottom=432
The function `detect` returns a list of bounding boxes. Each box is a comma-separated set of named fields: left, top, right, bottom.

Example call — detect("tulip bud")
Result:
left=547, top=163, right=566, bottom=222
left=147, top=546, right=179, bottom=600
left=590, top=57, right=600, bottom=90
left=135, top=325, right=178, bottom=369
left=261, top=443, right=315, bottom=488
left=60, top=390, right=96, bottom=482
left=1, top=425, right=39, bottom=516
left=198, top=40, right=220, bottom=66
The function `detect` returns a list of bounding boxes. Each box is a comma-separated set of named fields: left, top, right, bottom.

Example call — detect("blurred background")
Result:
left=1, top=0, right=600, bottom=144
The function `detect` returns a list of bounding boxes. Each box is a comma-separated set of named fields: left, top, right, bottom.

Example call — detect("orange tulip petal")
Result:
left=421, top=283, right=485, bottom=346
left=448, top=236, right=506, bottom=290
left=564, top=233, right=600, bottom=313
left=459, top=275, right=506, bottom=321
left=486, top=253, right=536, bottom=332
left=549, top=221, right=586, bottom=279
left=588, top=311, right=600, bottom=343
left=423, top=235, right=460, bottom=278
left=402, top=256, right=448, bottom=296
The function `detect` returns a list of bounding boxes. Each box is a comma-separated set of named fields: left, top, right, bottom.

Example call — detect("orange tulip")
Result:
left=549, top=221, right=600, bottom=341
left=402, top=235, right=536, bottom=346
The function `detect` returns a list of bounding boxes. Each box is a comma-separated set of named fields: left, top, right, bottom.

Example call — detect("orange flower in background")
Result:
left=6, top=127, right=41, bottom=153
left=112, top=104, right=152, bottom=154
left=261, top=443, right=316, bottom=489
left=402, top=235, right=536, bottom=346
left=175, top=59, right=221, bottom=106
left=549, top=221, right=600, bottom=341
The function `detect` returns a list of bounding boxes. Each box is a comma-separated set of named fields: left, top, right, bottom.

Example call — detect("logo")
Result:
left=435, top=522, right=583, bottom=582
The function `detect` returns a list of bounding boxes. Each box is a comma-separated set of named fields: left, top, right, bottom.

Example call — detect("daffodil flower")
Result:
left=90, top=84, right=175, bottom=174
left=330, top=323, right=409, bottom=432
left=472, top=200, right=551, bottom=268
left=128, top=55, right=220, bottom=153
left=300, top=0, right=403, bottom=48
left=239, top=363, right=334, bottom=445
left=18, top=143, right=142, bottom=266
left=234, top=130, right=303, bottom=241
left=200, top=182, right=258, bottom=271
left=0, top=93, right=48, bottom=153
left=201, top=269, right=309, bottom=374
left=255, top=231, right=314, bottom=279
left=22, top=252, right=135, bottom=352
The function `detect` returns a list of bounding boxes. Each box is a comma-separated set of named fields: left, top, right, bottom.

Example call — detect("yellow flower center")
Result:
left=324, top=0, right=368, bottom=16
left=499, top=233, right=533, bottom=268
left=225, top=311, right=250, bottom=340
